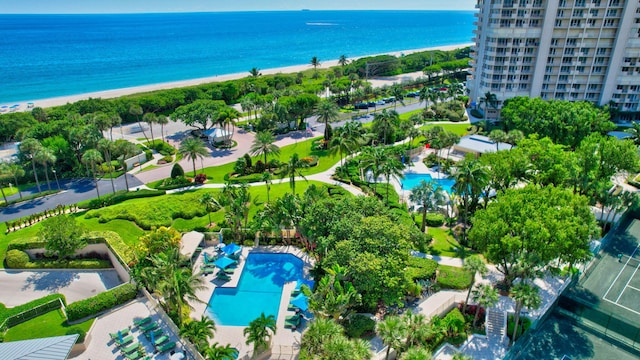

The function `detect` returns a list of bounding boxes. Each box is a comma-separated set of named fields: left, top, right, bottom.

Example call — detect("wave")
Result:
left=306, top=22, right=338, bottom=26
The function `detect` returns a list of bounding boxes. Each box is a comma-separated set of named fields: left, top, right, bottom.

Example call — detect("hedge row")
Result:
left=66, top=283, right=138, bottom=322
left=436, top=264, right=473, bottom=290
left=406, top=256, right=439, bottom=282
left=79, top=189, right=166, bottom=210
left=0, top=294, right=66, bottom=329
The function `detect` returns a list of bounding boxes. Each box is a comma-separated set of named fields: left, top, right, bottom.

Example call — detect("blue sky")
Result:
left=1, top=0, right=476, bottom=14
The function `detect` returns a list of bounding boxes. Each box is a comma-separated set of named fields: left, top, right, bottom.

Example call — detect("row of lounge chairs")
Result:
left=108, top=316, right=176, bottom=359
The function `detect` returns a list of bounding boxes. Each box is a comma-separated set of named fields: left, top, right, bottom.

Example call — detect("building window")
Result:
left=559, top=75, right=569, bottom=81
left=557, top=9, right=565, bottom=17
left=529, top=19, right=540, bottom=26
left=519, top=83, right=528, bottom=90
left=576, top=66, right=585, bottom=72
left=551, top=38, right=559, bottom=46
left=581, top=48, right=589, bottom=55
left=606, top=9, right=617, bottom=16
left=597, top=48, right=607, bottom=55
left=550, top=48, right=557, bottom=55
left=520, top=74, right=529, bottom=80
left=570, top=19, right=582, bottom=27
left=542, top=84, right=549, bottom=90
left=567, top=38, right=577, bottom=45
left=563, top=57, right=573, bottom=63
left=559, top=0, right=567, bottom=6
left=564, top=48, right=575, bottom=55
left=575, top=0, right=585, bottom=6
left=604, top=19, right=616, bottom=26
left=555, top=19, right=563, bottom=27
left=590, top=9, right=599, bottom=16
left=593, top=66, right=603, bottom=73
left=561, top=66, right=570, bottom=72
left=578, top=56, right=587, bottom=63
left=573, top=9, right=584, bottom=16
left=608, top=0, right=619, bottom=6
left=588, top=84, right=599, bottom=90
left=587, top=19, right=596, bottom=26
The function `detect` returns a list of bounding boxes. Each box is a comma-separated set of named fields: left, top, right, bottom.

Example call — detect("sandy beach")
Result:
left=6, top=43, right=472, bottom=111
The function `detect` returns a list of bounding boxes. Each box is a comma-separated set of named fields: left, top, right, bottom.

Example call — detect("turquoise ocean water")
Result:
left=0, top=11, right=475, bottom=103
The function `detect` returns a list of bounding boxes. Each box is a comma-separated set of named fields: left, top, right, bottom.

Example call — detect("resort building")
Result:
left=467, top=0, right=640, bottom=121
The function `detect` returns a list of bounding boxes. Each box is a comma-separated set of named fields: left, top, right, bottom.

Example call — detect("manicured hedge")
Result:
left=0, top=294, right=66, bottom=329
left=5, top=250, right=30, bottom=268
left=436, top=265, right=473, bottom=289
left=79, top=189, right=166, bottom=209
left=406, top=256, right=438, bottom=282
left=20, top=259, right=112, bottom=270
left=66, top=283, right=138, bottom=322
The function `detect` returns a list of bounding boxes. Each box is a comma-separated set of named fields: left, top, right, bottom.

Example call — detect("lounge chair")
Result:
left=285, top=313, right=302, bottom=322
left=203, top=252, right=219, bottom=264
left=153, top=335, right=169, bottom=346
left=124, top=351, right=144, bottom=360
left=140, top=321, right=159, bottom=332
left=222, top=268, right=235, bottom=275
left=121, top=342, right=140, bottom=354
left=156, top=341, right=176, bottom=353
left=114, top=334, right=134, bottom=346
left=200, top=266, right=214, bottom=275
left=109, top=328, right=130, bottom=339
left=143, top=328, right=163, bottom=340
left=133, top=316, right=153, bottom=327
left=284, top=316, right=302, bottom=329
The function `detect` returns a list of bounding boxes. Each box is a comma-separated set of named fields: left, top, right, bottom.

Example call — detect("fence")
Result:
left=0, top=297, right=65, bottom=331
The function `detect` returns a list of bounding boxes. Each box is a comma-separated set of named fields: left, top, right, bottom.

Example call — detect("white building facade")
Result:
left=468, top=0, right=640, bottom=120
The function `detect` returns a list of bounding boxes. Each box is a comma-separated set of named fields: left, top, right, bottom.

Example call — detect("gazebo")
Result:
left=204, top=128, right=231, bottom=145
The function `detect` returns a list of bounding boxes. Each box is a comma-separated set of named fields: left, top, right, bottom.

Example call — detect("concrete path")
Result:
left=0, top=269, right=122, bottom=307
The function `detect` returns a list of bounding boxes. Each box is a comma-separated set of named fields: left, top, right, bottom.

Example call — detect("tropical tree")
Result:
left=109, top=113, right=122, bottom=140
left=129, top=104, right=149, bottom=143
left=218, top=107, right=241, bottom=146
left=0, top=162, right=25, bottom=200
left=402, top=312, right=431, bottom=349
left=462, top=255, right=489, bottom=314
left=380, top=155, right=405, bottom=203
left=409, top=180, right=447, bottom=233
left=250, top=131, right=280, bottom=165
left=373, top=109, right=400, bottom=145
left=180, top=315, right=216, bottom=353
left=377, top=315, right=408, bottom=360
left=115, top=140, right=139, bottom=192
left=243, top=312, right=277, bottom=356
left=156, top=115, right=169, bottom=143
left=625, top=121, right=640, bottom=146
left=400, top=347, right=432, bottom=360
left=359, top=146, right=386, bottom=183
left=261, top=172, right=272, bottom=203
left=143, top=113, right=157, bottom=144
left=509, top=283, right=541, bottom=345
left=314, top=99, right=340, bottom=143
left=179, top=138, right=208, bottom=176
left=199, top=192, right=221, bottom=227
left=249, top=67, right=261, bottom=77
left=338, top=54, right=349, bottom=67
left=81, top=149, right=103, bottom=200
left=471, top=284, right=499, bottom=327
left=97, top=138, right=116, bottom=194
left=205, top=342, right=239, bottom=360
left=311, top=56, right=321, bottom=71
left=307, top=267, right=362, bottom=321
left=329, top=130, right=355, bottom=167
left=19, top=138, right=43, bottom=193
left=452, top=156, right=489, bottom=243
left=488, top=129, right=508, bottom=151
left=39, top=215, right=86, bottom=260
left=33, top=147, right=56, bottom=191
left=281, top=153, right=308, bottom=195
left=391, top=84, right=405, bottom=109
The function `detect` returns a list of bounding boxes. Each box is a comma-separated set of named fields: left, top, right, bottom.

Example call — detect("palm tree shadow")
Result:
left=22, top=271, right=80, bottom=292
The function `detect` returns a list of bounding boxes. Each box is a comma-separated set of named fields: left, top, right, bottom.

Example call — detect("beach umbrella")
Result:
left=290, top=293, right=309, bottom=312
left=150, top=330, right=156, bottom=345
left=117, top=330, right=123, bottom=343
left=222, top=242, right=242, bottom=255
left=214, top=256, right=236, bottom=269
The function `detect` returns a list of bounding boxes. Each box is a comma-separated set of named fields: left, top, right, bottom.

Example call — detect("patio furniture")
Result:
left=124, top=351, right=144, bottom=360
left=121, top=342, right=140, bottom=354
left=133, top=316, right=153, bottom=327
left=284, top=316, right=302, bottom=329
left=156, top=341, right=177, bottom=353
left=153, top=335, right=170, bottom=346
left=144, top=328, right=163, bottom=340
left=109, top=328, right=130, bottom=339
left=140, top=321, right=159, bottom=332
left=114, top=334, right=134, bottom=346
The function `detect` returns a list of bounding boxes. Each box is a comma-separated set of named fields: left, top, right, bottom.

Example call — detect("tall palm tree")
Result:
left=243, top=313, right=277, bottom=356
left=205, top=342, right=239, bottom=360
left=373, top=109, right=399, bottom=145
left=261, top=172, right=272, bottom=202
left=179, top=138, right=208, bottom=176
left=400, top=347, right=432, bottom=360
left=338, top=54, right=348, bottom=67
left=19, top=138, right=43, bottom=193
left=281, top=153, right=308, bottom=195
left=376, top=315, right=408, bottom=360
left=471, top=284, right=499, bottom=327
left=82, top=149, right=103, bottom=200
left=250, top=131, right=280, bottom=166
left=129, top=104, right=149, bottom=143
left=402, top=312, right=431, bottom=348
left=109, top=113, right=122, bottom=140
left=409, top=180, right=447, bottom=233
left=115, top=140, right=139, bottom=192
left=488, top=129, right=508, bottom=151
left=300, top=318, right=343, bottom=357
left=199, top=192, right=221, bottom=227
left=453, top=157, right=489, bottom=243
left=391, top=84, right=405, bottom=109
left=329, top=130, right=355, bottom=167
left=310, top=56, right=321, bottom=71
left=314, top=99, right=340, bottom=143
left=380, top=156, right=405, bottom=203
left=156, top=115, right=169, bottom=143
left=359, top=146, right=386, bottom=184
left=509, top=283, right=541, bottom=345
left=625, top=121, right=640, bottom=145
left=219, top=107, right=240, bottom=146
left=143, top=113, right=157, bottom=144
left=506, top=129, right=524, bottom=145
left=97, top=138, right=116, bottom=194
left=462, top=255, right=489, bottom=314
left=180, top=315, right=216, bottom=353
left=34, top=147, right=56, bottom=191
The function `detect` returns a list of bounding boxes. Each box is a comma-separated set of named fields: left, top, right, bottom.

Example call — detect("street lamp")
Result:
left=52, top=169, right=61, bottom=191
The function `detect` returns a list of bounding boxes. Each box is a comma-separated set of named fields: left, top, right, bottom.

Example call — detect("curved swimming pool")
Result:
left=401, top=173, right=455, bottom=193
left=206, top=252, right=304, bottom=326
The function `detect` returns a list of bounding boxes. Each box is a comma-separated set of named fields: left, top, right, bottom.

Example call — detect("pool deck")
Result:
left=396, top=153, right=453, bottom=211
left=190, top=245, right=315, bottom=359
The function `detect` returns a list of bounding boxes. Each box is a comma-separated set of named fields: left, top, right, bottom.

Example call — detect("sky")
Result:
left=0, top=0, right=477, bottom=14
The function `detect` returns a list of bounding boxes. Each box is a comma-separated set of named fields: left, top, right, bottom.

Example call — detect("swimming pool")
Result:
left=206, top=253, right=304, bottom=326
left=401, top=173, right=456, bottom=193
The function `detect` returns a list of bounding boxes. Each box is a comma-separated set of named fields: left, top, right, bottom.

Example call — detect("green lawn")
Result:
left=3, top=309, right=94, bottom=342
left=419, top=123, right=471, bottom=136
left=427, top=227, right=467, bottom=258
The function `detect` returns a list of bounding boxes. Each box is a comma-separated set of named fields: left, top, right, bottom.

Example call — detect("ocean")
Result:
left=0, top=11, right=475, bottom=104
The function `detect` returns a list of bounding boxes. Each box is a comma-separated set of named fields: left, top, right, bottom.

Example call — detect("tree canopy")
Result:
left=39, top=214, right=87, bottom=259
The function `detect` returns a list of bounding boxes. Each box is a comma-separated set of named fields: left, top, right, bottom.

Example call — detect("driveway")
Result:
left=0, top=269, right=122, bottom=307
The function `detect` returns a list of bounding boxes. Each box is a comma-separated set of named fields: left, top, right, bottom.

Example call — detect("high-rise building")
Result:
left=467, top=0, right=640, bottom=121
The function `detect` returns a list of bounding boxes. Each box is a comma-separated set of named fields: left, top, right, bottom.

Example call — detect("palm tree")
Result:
left=338, top=54, right=349, bottom=67
left=373, top=109, right=399, bottom=145
left=249, top=67, right=261, bottom=77
left=179, top=138, right=208, bottom=176
left=510, top=283, right=541, bottom=345
left=82, top=149, right=103, bottom=200
left=376, top=315, right=408, bottom=360
left=156, top=115, right=169, bottom=143
left=219, top=107, right=240, bottom=146
left=142, top=113, right=156, bottom=144
left=129, top=104, right=149, bottom=143
left=205, top=342, right=239, bottom=360
left=359, top=146, right=386, bottom=184
left=33, top=147, right=56, bottom=191
left=180, top=315, right=216, bottom=352
left=4, top=162, right=25, bottom=199
left=453, top=157, right=489, bottom=243
left=243, top=312, right=277, bottom=356
left=310, top=56, right=321, bottom=71
left=625, top=121, right=640, bottom=145
left=462, top=255, right=489, bottom=314
left=115, top=140, right=139, bottom=191
left=199, top=192, right=220, bottom=227
left=281, top=153, right=308, bottom=195
left=19, top=138, right=43, bottom=193
left=391, top=84, right=405, bottom=109
left=409, top=180, right=447, bottom=233
left=250, top=131, right=280, bottom=165
left=488, top=129, right=508, bottom=151
left=400, top=347, right=432, bottom=360
left=97, top=138, right=116, bottom=194
left=261, top=172, right=272, bottom=202
left=314, top=99, right=340, bottom=143
left=507, top=129, right=524, bottom=145
left=471, top=284, right=499, bottom=327
left=329, top=130, right=355, bottom=167
left=402, top=312, right=431, bottom=348
left=109, top=113, right=122, bottom=140
left=300, top=318, right=343, bottom=357
left=452, top=352, right=473, bottom=360
left=380, top=156, right=405, bottom=203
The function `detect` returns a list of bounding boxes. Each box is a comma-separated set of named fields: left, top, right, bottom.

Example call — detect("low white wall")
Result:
left=123, top=153, right=147, bottom=171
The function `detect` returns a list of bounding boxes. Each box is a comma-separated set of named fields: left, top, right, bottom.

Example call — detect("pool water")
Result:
left=206, top=253, right=303, bottom=326
left=401, top=173, right=456, bottom=193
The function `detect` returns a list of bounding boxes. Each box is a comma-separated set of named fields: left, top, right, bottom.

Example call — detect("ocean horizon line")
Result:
left=2, top=9, right=477, bottom=16
left=5, top=43, right=473, bottom=110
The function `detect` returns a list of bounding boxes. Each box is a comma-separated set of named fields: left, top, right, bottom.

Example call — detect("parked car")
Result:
left=375, top=100, right=385, bottom=106
left=355, top=103, right=369, bottom=109
left=367, top=102, right=376, bottom=107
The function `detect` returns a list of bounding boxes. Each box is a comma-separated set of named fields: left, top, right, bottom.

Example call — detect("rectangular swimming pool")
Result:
left=206, top=253, right=304, bottom=326
left=401, top=173, right=455, bottom=193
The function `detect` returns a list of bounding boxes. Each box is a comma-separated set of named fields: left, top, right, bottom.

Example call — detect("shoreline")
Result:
left=5, top=43, right=472, bottom=111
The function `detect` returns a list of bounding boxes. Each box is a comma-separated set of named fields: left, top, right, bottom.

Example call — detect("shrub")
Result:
left=234, top=157, right=247, bottom=176
left=171, top=163, right=185, bottom=179
left=66, top=327, right=87, bottom=343
left=66, top=283, right=138, bottom=321
left=425, top=213, right=445, bottom=227
left=155, top=176, right=191, bottom=190
left=158, top=155, right=173, bottom=164
left=406, top=257, right=438, bottom=281
left=507, top=315, right=532, bottom=341
left=470, top=109, right=483, bottom=118
left=144, top=149, right=153, bottom=162
left=344, top=314, right=376, bottom=338
left=79, top=189, right=166, bottom=209
left=254, top=160, right=265, bottom=173
left=267, top=159, right=281, bottom=169
left=437, top=265, right=473, bottom=289
left=194, top=173, right=207, bottom=184
left=243, top=153, right=253, bottom=169
left=5, top=249, right=30, bottom=268
left=150, top=141, right=177, bottom=156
